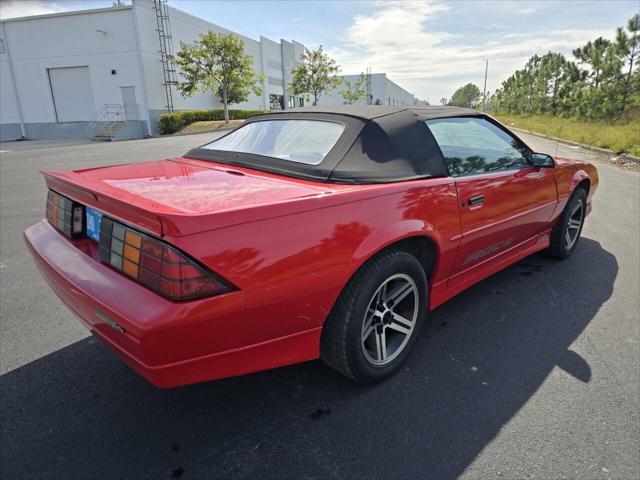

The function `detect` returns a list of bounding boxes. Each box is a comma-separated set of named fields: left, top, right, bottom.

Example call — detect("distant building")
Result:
left=0, top=0, right=307, bottom=141
left=318, top=73, right=417, bottom=107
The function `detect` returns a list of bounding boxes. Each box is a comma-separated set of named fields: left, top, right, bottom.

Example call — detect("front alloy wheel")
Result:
left=546, top=187, right=587, bottom=258
left=564, top=199, right=584, bottom=250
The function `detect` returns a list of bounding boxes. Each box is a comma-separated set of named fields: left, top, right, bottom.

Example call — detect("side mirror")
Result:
left=531, top=152, right=555, bottom=168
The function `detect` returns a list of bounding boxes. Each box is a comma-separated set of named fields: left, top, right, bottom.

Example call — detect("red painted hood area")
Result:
left=42, top=158, right=356, bottom=237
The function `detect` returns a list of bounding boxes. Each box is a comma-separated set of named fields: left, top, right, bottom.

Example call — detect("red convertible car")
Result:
left=25, top=106, right=598, bottom=387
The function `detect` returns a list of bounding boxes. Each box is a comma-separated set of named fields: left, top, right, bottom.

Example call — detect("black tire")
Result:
left=320, top=249, right=428, bottom=383
left=546, top=187, right=587, bottom=259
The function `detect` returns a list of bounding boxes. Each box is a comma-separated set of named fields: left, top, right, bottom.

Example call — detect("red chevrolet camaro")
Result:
left=25, top=106, right=598, bottom=387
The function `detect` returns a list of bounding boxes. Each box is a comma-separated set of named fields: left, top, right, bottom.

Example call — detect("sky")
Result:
left=1, top=0, right=638, bottom=103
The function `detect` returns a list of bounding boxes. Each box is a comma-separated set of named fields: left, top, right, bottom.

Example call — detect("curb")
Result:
left=511, top=127, right=640, bottom=164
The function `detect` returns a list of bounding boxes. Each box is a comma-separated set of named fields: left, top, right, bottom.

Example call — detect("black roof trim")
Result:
left=250, top=105, right=478, bottom=120
left=184, top=106, right=485, bottom=184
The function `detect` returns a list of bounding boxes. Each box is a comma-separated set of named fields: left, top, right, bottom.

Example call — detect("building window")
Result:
left=269, top=94, right=284, bottom=110
left=268, top=76, right=284, bottom=87
left=267, top=59, right=283, bottom=71
left=286, top=97, right=303, bottom=108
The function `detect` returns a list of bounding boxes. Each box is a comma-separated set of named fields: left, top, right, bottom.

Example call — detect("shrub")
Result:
left=158, top=109, right=265, bottom=135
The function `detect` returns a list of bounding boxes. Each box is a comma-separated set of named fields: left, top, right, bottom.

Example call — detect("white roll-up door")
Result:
left=48, top=66, right=95, bottom=122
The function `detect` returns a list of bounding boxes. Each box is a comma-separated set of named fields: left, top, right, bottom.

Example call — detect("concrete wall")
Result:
left=0, top=1, right=307, bottom=140
left=133, top=0, right=264, bottom=116
left=382, top=76, right=416, bottom=106
left=0, top=6, right=150, bottom=140
left=134, top=0, right=305, bottom=128
left=318, top=73, right=416, bottom=107
left=280, top=39, right=306, bottom=109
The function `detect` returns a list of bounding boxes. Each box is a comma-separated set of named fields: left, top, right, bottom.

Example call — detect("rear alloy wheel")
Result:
left=361, top=274, right=418, bottom=366
left=321, top=250, right=428, bottom=383
left=546, top=187, right=587, bottom=258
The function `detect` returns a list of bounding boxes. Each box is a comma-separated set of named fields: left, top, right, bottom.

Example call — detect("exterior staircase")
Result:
left=87, top=103, right=138, bottom=141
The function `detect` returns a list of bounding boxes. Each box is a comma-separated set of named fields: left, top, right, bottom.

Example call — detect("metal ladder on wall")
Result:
left=153, top=0, right=178, bottom=113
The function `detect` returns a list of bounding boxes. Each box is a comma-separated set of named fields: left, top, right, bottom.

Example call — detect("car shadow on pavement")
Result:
left=0, top=238, right=617, bottom=480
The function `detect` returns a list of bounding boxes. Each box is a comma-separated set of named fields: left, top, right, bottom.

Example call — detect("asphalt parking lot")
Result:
left=1, top=131, right=638, bottom=479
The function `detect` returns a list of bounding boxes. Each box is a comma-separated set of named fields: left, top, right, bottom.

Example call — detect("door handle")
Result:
left=468, top=194, right=485, bottom=206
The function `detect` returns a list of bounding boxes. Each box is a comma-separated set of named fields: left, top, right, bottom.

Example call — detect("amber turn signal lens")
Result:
left=98, top=217, right=232, bottom=301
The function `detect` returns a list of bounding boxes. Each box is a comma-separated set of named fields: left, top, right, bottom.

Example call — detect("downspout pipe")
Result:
left=131, top=1, right=153, bottom=137
left=1, top=21, right=27, bottom=139
left=280, top=40, right=287, bottom=110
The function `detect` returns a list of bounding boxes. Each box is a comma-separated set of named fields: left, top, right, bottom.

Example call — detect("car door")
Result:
left=426, top=116, right=558, bottom=282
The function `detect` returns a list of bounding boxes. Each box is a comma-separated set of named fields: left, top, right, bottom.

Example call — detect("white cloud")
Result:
left=0, top=1, right=67, bottom=20
left=485, top=23, right=511, bottom=31
left=517, top=7, right=537, bottom=15
left=327, top=1, right=613, bottom=103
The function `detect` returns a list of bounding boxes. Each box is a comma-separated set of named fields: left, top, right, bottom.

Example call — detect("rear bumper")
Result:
left=25, top=220, right=321, bottom=387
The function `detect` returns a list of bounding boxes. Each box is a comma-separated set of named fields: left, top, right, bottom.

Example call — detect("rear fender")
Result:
left=349, top=219, right=440, bottom=272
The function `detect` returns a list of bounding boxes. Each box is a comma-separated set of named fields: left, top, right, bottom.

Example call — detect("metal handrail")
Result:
left=87, top=103, right=139, bottom=140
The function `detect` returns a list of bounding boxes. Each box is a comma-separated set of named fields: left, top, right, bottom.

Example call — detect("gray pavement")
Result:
left=0, top=131, right=638, bottom=479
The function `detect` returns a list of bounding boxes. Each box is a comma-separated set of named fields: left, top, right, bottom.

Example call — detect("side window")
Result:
left=426, top=117, right=530, bottom=177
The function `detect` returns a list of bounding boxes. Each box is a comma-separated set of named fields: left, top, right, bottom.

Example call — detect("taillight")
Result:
left=98, top=217, right=233, bottom=301
left=46, top=190, right=85, bottom=238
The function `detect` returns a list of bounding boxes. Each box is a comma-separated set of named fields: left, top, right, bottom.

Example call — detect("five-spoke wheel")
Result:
left=564, top=199, right=584, bottom=250
left=361, top=274, right=418, bottom=366
left=547, top=186, right=587, bottom=258
left=321, top=249, right=428, bottom=383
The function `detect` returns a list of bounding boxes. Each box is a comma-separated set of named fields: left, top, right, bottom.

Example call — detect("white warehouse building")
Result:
left=318, top=73, right=417, bottom=107
left=0, top=0, right=307, bottom=141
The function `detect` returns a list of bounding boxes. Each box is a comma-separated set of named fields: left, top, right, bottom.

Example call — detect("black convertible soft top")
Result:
left=185, top=105, right=481, bottom=184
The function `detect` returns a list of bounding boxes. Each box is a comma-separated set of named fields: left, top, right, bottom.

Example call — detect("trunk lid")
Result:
left=43, top=158, right=341, bottom=237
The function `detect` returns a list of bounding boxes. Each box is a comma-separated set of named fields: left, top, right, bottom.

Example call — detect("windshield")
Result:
left=202, top=120, right=344, bottom=165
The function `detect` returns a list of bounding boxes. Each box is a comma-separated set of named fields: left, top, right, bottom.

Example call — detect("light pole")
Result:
left=482, top=59, right=489, bottom=112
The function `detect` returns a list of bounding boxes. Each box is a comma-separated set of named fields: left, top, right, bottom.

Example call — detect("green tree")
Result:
left=531, top=53, right=581, bottom=115
left=289, top=46, right=341, bottom=106
left=540, top=53, right=582, bottom=115
left=449, top=83, right=482, bottom=108
left=341, top=73, right=368, bottom=104
left=573, top=37, right=624, bottom=118
left=493, top=15, right=640, bottom=119
left=493, top=53, right=582, bottom=116
left=172, top=32, right=263, bottom=124
left=615, top=14, right=640, bottom=113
